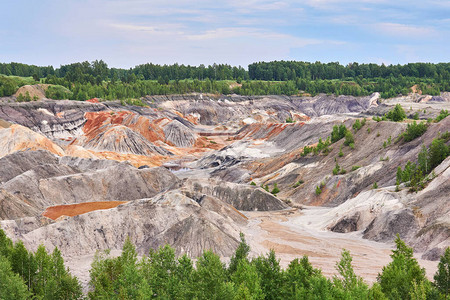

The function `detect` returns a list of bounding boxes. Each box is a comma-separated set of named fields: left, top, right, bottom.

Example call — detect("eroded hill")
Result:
left=0, top=92, right=449, bottom=287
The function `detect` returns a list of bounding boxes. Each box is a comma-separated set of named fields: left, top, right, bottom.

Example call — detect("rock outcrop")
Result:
left=2, top=190, right=245, bottom=258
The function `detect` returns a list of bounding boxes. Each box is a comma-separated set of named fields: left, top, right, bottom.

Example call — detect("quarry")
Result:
left=0, top=90, right=449, bottom=289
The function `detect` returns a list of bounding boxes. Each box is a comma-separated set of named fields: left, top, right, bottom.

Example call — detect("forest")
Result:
left=1, top=228, right=449, bottom=300
left=0, top=61, right=449, bottom=100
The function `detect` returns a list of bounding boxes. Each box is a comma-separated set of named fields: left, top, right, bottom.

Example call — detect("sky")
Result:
left=1, top=0, right=449, bottom=68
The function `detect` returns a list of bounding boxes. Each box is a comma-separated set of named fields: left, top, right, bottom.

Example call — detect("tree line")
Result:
left=248, top=61, right=450, bottom=81
left=1, top=228, right=449, bottom=299
left=1, top=60, right=449, bottom=100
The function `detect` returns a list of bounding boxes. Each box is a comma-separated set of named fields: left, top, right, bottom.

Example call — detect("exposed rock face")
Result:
left=184, top=179, right=289, bottom=211
left=0, top=100, right=106, bottom=139
left=0, top=124, right=65, bottom=158
left=0, top=150, right=181, bottom=219
left=0, top=150, right=58, bottom=183
left=0, top=94, right=448, bottom=265
left=163, top=120, right=196, bottom=147
left=77, top=125, right=172, bottom=156
left=2, top=190, right=244, bottom=258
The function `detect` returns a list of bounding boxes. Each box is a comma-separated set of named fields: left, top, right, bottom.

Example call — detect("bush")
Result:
left=386, top=104, right=406, bottom=122
left=250, top=181, right=256, bottom=186
left=285, top=117, right=294, bottom=123
left=331, top=124, right=348, bottom=143
left=315, top=185, right=322, bottom=196
left=351, top=166, right=361, bottom=171
left=402, top=121, right=427, bottom=142
left=45, top=85, right=73, bottom=99
left=332, top=162, right=340, bottom=175
left=372, top=182, right=378, bottom=189
left=352, top=119, right=362, bottom=132
left=344, top=131, right=354, bottom=146
left=435, top=109, right=449, bottom=122
left=271, top=183, right=280, bottom=195
left=292, top=180, right=304, bottom=188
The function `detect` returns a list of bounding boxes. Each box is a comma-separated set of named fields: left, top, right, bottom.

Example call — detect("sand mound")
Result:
left=14, top=84, right=50, bottom=100
left=0, top=124, right=65, bottom=158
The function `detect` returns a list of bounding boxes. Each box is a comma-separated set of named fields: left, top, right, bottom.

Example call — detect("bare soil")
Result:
left=43, top=201, right=128, bottom=220
left=242, top=208, right=438, bottom=283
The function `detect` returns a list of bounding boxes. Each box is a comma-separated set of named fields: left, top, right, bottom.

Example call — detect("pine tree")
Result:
left=434, top=247, right=450, bottom=299
left=0, top=256, right=31, bottom=300
left=229, top=233, right=250, bottom=276
left=378, top=235, right=428, bottom=300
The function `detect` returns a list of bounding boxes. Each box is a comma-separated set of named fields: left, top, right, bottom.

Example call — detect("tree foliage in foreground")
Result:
left=84, top=232, right=450, bottom=300
left=1, top=227, right=449, bottom=299
left=0, top=229, right=82, bottom=299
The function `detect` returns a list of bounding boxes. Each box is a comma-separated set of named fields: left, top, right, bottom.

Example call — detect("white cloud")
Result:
left=375, top=23, right=438, bottom=38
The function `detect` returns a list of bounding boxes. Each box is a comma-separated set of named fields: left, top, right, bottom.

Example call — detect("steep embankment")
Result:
left=0, top=93, right=448, bottom=271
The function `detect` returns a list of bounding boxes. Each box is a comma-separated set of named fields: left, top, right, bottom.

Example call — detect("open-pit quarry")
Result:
left=0, top=92, right=449, bottom=289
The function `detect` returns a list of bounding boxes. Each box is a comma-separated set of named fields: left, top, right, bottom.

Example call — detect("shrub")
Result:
left=338, top=146, right=344, bottom=157
left=344, top=131, right=354, bottom=146
left=351, top=166, right=361, bottom=171
left=285, top=117, right=294, bottom=123
left=435, top=109, right=449, bottom=122
left=331, top=124, right=348, bottom=143
left=250, top=181, right=256, bottom=186
left=293, top=180, right=304, bottom=188
left=402, top=121, right=427, bottom=142
left=271, top=183, right=280, bottom=195
left=372, top=182, right=378, bottom=189
left=315, top=185, right=322, bottom=196
left=45, top=85, right=73, bottom=100
left=352, top=119, right=362, bottom=132
left=332, top=162, right=340, bottom=175
left=385, top=104, right=406, bottom=122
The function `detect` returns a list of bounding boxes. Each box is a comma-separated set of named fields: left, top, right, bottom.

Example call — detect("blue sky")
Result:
left=1, top=0, right=449, bottom=68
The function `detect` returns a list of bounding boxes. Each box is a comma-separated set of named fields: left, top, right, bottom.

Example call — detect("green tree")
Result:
left=193, top=250, right=234, bottom=300
left=229, top=233, right=251, bottom=276
left=344, top=130, right=355, bottom=146
left=428, top=138, right=449, bottom=170
left=333, top=249, right=369, bottom=299
left=434, top=247, right=450, bottom=299
left=283, top=256, right=323, bottom=298
left=386, top=104, right=406, bottom=122
left=378, top=235, right=428, bottom=300
left=253, top=250, right=284, bottom=300
left=0, top=255, right=31, bottom=300
left=10, top=241, right=35, bottom=291
left=143, top=244, right=180, bottom=298
left=232, top=260, right=264, bottom=300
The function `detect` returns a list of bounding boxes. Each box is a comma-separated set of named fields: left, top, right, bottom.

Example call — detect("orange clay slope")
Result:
left=43, top=201, right=128, bottom=220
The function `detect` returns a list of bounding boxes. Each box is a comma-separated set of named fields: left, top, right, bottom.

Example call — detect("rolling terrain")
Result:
left=0, top=91, right=449, bottom=289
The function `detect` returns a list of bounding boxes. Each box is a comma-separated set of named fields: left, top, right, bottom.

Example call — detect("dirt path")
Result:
left=242, top=208, right=438, bottom=283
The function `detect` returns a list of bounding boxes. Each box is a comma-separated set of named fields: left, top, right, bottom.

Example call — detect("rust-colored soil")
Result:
left=43, top=201, right=128, bottom=220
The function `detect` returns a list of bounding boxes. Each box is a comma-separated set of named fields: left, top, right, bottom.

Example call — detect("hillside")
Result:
left=0, top=92, right=449, bottom=290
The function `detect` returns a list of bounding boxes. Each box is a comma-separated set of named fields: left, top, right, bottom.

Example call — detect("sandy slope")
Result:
left=242, top=208, right=438, bottom=283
